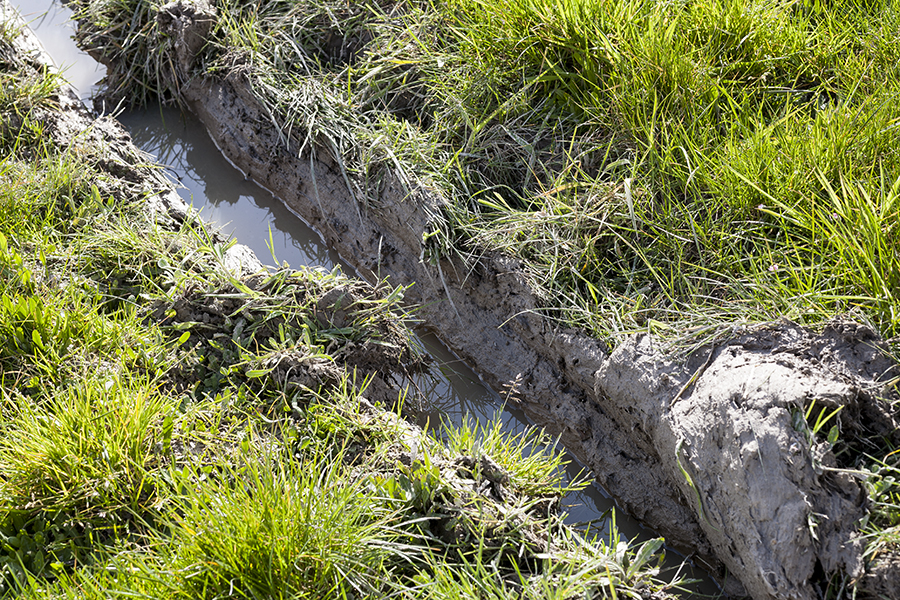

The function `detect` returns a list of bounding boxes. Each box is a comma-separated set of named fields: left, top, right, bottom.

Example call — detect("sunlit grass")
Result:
left=70, top=0, right=900, bottom=340
left=432, top=0, right=900, bottom=337
left=65, top=0, right=900, bottom=590
left=0, top=18, right=678, bottom=597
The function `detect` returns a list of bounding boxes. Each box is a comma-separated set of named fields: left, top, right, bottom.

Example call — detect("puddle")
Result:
left=11, top=0, right=720, bottom=594
left=118, top=106, right=345, bottom=272
left=11, top=0, right=101, bottom=99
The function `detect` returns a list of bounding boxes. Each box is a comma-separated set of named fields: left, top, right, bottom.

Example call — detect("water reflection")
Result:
left=12, top=0, right=103, bottom=98
left=118, top=107, right=344, bottom=271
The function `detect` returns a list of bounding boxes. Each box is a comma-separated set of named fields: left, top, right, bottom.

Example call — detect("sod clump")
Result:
left=0, top=8, right=683, bottom=599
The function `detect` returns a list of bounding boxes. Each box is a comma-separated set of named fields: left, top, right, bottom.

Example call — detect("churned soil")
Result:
left=54, top=1, right=900, bottom=597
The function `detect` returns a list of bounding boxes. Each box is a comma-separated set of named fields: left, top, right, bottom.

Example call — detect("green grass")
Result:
left=127, top=451, right=411, bottom=599
left=66, top=0, right=900, bottom=587
left=442, top=412, right=575, bottom=496
left=0, top=21, right=680, bottom=599
left=72, top=0, right=900, bottom=338
left=429, top=0, right=900, bottom=338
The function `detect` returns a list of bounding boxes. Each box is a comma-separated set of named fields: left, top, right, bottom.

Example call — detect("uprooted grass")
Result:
left=72, top=0, right=900, bottom=342
left=0, top=23, right=681, bottom=599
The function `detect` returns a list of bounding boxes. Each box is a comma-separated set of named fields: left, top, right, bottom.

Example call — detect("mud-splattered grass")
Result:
left=0, top=18, right=684, bottom=600
left=73, top=0, right=900, bottom=342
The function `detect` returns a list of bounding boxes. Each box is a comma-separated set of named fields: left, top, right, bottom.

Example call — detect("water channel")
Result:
left=11, top=1, right=717, bottom=593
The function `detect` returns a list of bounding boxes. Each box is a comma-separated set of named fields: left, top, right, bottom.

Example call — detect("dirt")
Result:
left=863, top=552, right=900, bottom=599
left=597, top=320, right=900, bottom=598
left=43, top=0, right=900, bottom=597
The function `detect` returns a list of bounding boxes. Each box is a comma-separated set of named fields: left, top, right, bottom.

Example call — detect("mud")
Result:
left=57, top=0, right=900, bottom=597
left=863, top=552, right=900, bottom=599
left=597, top=320, right=900, bottom=598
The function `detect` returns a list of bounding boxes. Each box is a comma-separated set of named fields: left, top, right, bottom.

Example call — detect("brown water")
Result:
left=11, top=1, right=720, bottom=593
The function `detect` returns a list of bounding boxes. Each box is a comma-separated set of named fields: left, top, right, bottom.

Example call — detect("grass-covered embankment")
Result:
left=0, top=9, right=682, bottom=599
left=76, top=0, right=900, bottom=341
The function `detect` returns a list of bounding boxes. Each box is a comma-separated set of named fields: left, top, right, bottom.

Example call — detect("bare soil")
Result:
left=53, top=1, right=900, bottom=597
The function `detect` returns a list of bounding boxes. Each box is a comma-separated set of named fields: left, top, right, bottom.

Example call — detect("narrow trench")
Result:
left=13, top=0, right=718, bottom=594
left=112, top=104, right=628, bottom=538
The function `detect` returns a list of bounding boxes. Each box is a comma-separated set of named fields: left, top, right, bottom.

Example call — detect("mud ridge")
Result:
left=69, top=1, right=900, bottom=597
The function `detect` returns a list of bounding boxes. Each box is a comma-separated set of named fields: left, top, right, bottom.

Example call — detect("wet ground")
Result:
left=11, top=2, right=724, bottom=594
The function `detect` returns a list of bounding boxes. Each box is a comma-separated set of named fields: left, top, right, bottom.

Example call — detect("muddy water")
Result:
left=12, top=0, right=100, bottom=98
left=13, top=1, right=720, bottom=592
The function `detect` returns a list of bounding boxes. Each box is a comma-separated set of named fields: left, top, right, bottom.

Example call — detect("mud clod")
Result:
left=596, top=319, right=898, bottom=598
left=157, top=0, right=216, bottom=83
